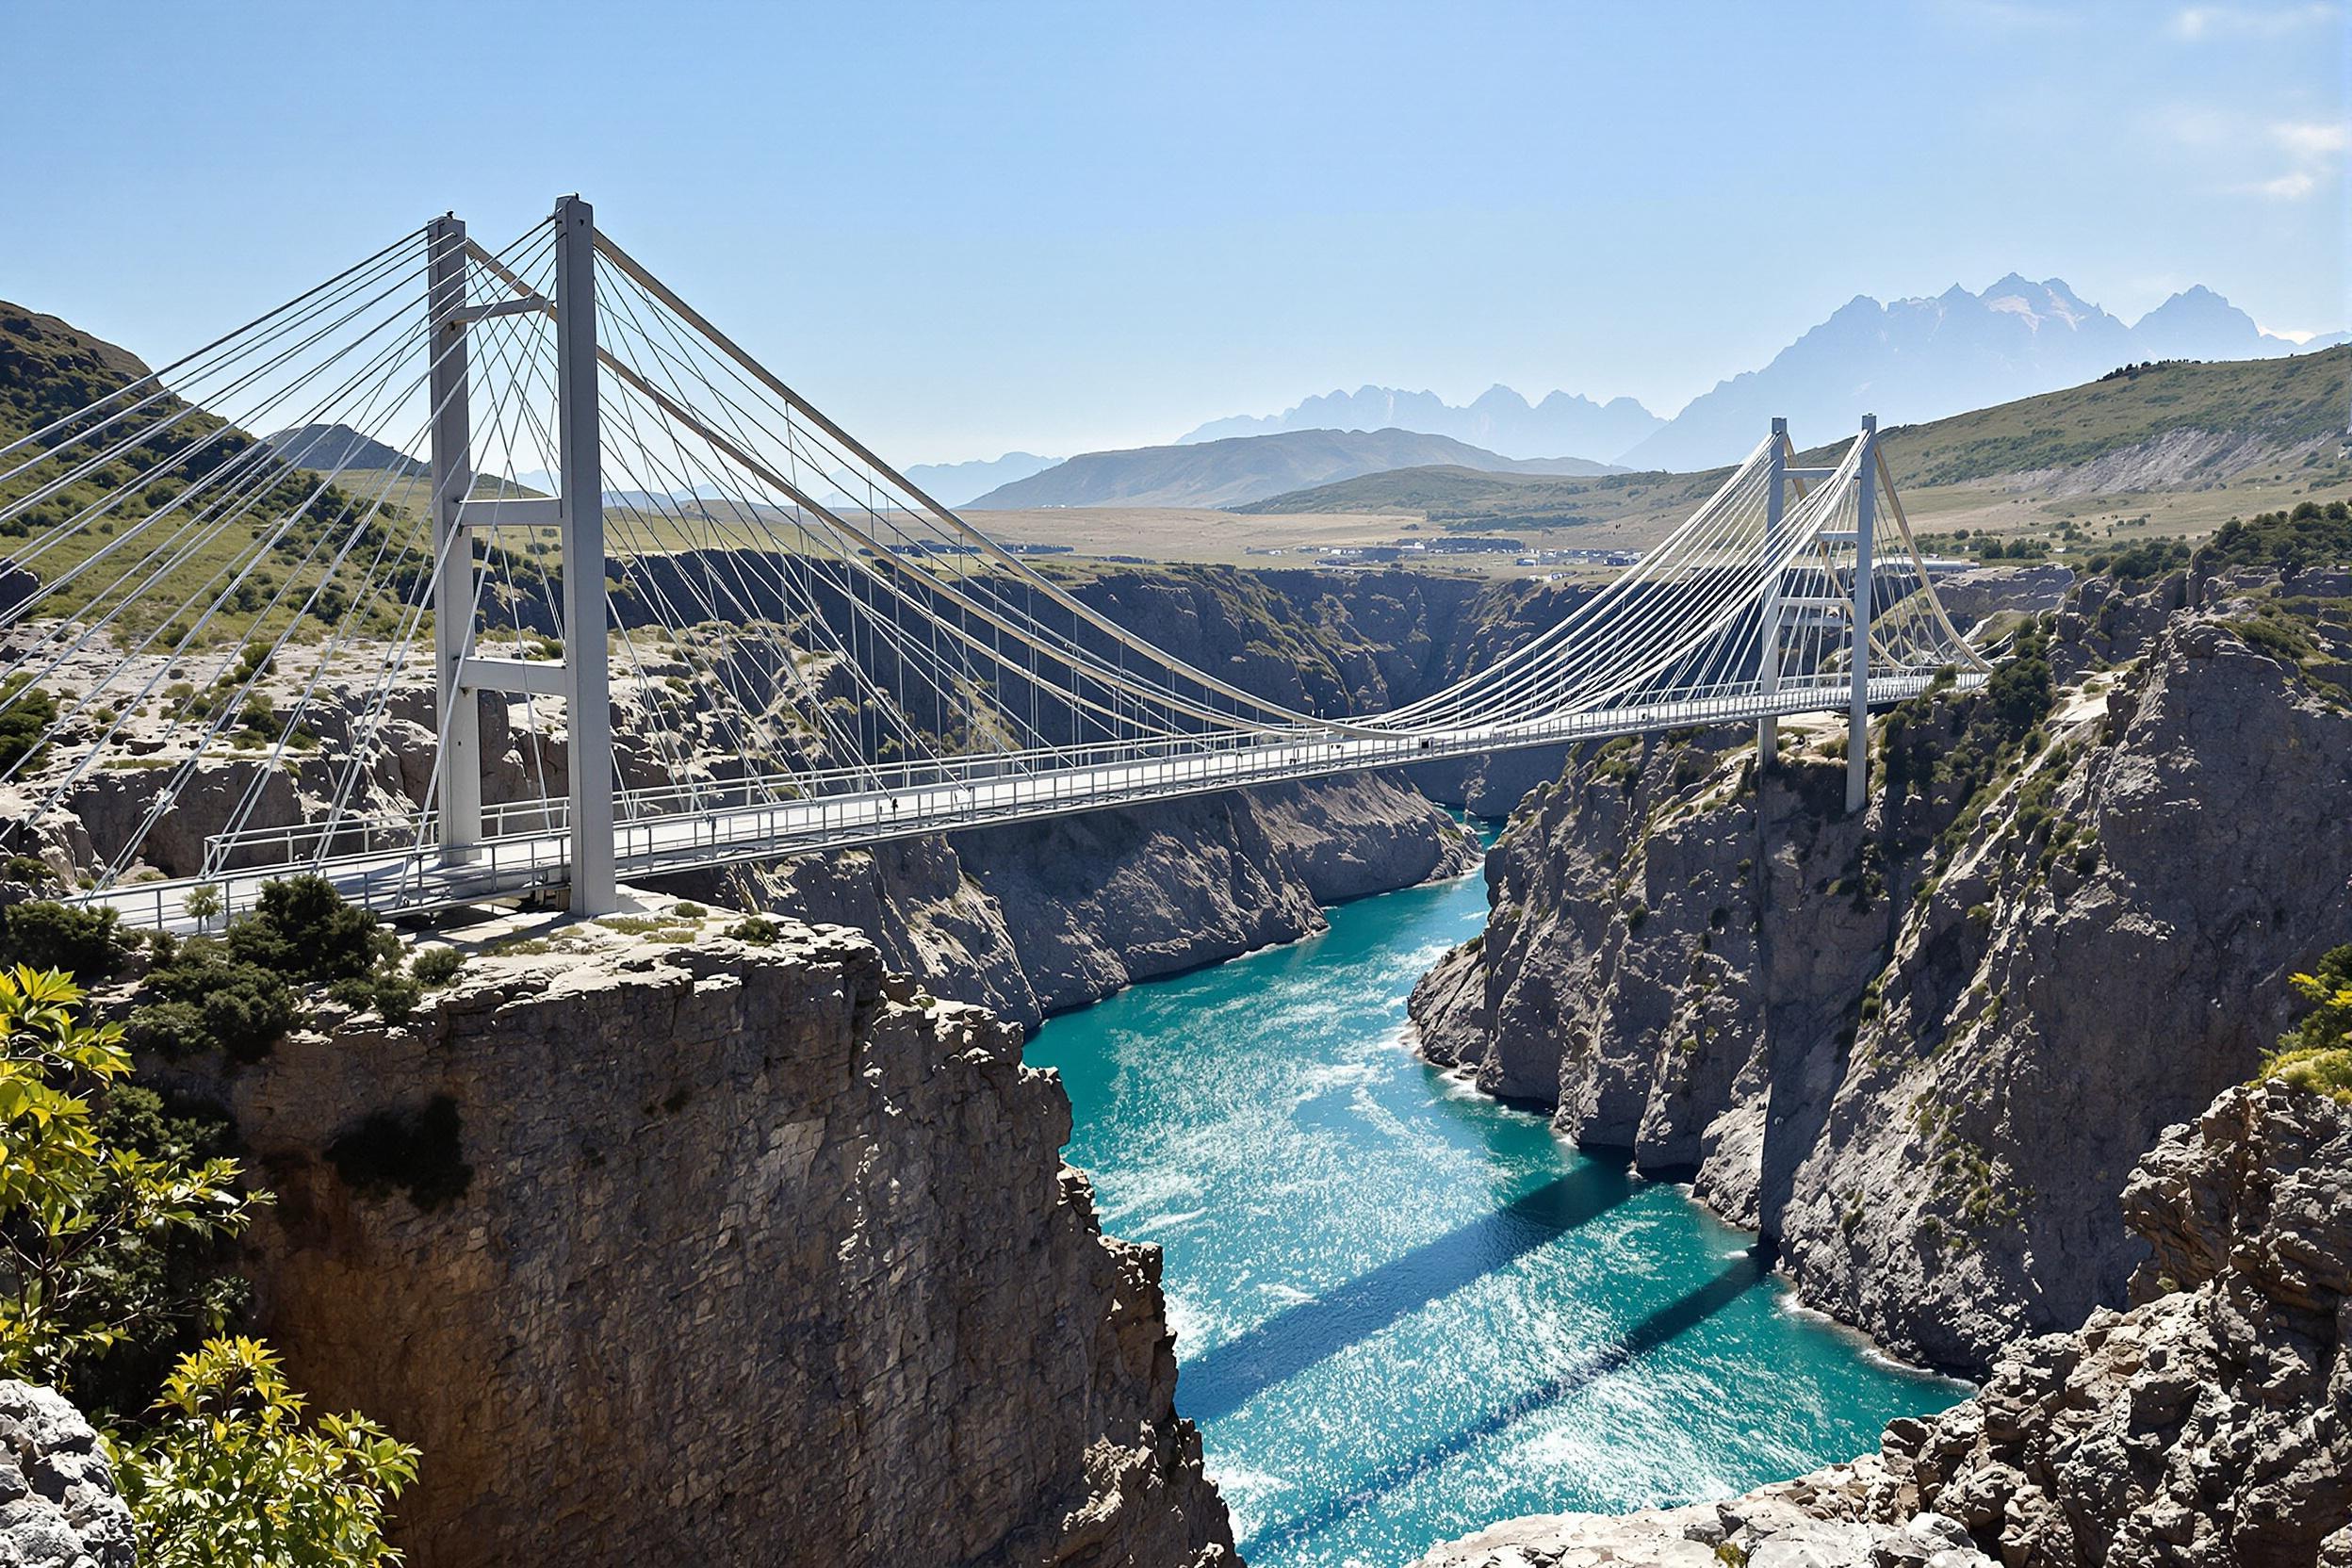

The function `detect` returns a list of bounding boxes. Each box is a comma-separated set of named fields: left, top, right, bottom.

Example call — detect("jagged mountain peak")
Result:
left=1619, top=270, right=2322, bottom=471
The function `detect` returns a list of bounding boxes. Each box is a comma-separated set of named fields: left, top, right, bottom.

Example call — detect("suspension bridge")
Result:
left=0, top=197, right=1991, bottom=929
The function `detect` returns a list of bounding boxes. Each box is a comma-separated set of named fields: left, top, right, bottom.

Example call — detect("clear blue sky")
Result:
left=2, top=1, right=2343, bottom=463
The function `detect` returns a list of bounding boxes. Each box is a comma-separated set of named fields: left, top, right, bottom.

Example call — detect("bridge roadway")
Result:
left=95, top=671, right=1977, bottom=930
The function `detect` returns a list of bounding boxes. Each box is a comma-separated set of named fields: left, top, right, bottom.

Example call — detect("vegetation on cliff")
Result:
left=0, top=880, right=426, bottom=1564
left=1413, top=521, right=2352, bottom=1374
left=2262, top=944, right=2352, bottom=1103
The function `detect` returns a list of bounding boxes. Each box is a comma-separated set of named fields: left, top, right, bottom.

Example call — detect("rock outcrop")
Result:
left=676, top=771, right=1478, bottom=1031
left=1416, top=1075, right=2352, bottom=1568
left=1872, top=1079, right=2352, bottom=1567
left=159, top=912, right=1234, bottom=1568
left=0, top=1382, right=134, bottom=1568
left=1411, top=564, right=2352, bottom=1373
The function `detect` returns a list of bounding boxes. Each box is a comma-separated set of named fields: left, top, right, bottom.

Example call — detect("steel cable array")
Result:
left=0, top=210, right=1988, bottom=916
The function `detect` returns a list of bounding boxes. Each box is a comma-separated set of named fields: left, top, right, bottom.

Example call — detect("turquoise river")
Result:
left=1026, top=835, right=1966, bottom=1568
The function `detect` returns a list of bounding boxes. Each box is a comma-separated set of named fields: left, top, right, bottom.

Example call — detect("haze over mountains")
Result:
left=904, top=451, right=1058, bottom=507
left=966, top=428, right=1618, bottom=511
left=1179, top=386, right=1665, bottom=466
left=1617, top=276, right=2330, bottom=470
left=1139, top=275, right=2340, bottom=482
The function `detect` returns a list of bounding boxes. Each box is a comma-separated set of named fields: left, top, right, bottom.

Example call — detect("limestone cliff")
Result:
left=0, top=1381, right=134, bottom=1568
left=1411, top=561, right=2352, bottom=1374
left=672, top=771, right=1477, bottom=1032
left=6, top=561, right=1556, bottom=1029
left=167, top=913, right=1234, bottom=1568
left=1413, top=1077, right=2352, bottom=1568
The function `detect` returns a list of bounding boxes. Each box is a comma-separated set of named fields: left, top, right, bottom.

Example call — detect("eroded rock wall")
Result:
left=185, top=918, right=1234, bottom=1568
left=677, top=771, right=1478, bottom=1031
left=0, top=1381, right=134, bottom=1568
left=1414, top=1078, right=2352, bottom=1568
left=1412, top=569, right=2352, bottom=1374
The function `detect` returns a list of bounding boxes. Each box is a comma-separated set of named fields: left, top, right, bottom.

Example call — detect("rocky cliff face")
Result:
left=1413, top=1077, right=2352, bottom=1568
left=6, top=562, right=1561, bottom=1030
left=0, top=1381, right=133, bottom=1568
left=1411, top=564, right=2352, bottom=1374
left=169, top=913, right=1234, bottom=1568
left=669, top=772, right=1477, bottom=1032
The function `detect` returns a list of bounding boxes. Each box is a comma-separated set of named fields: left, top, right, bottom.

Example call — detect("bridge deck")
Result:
left=94, top=673, right=1973, bottom=930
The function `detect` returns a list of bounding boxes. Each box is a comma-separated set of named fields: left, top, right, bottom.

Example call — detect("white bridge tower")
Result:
left=423, top=196, right=617, bottom=914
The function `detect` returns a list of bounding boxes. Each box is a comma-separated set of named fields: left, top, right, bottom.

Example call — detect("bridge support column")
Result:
left=555, top=195, right=617, bottom=914
left=1845, top=415, right=1877, bottom=815
left=425, top=215, right=483, bottom=861
left=1757, top=416, right=1788, bottom=769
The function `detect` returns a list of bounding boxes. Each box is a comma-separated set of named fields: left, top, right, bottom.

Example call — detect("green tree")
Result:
left=183, top=885, right=222, bottom=935
left=0, top=677, right=56, bottom=775
left=113, top=1337, right=418, bottom=1568
left=0, top=966, right=256, bottom=1384
left=2262, top=944, right=2352, bottom=1102
left=0, top=968, right=419, bottom=1563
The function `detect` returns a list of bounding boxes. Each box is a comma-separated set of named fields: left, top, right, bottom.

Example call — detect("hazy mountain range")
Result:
left=903, top=452, right=1059, bottom=507
left=1178, top=386, right=1664, bottom=465
left=1153, top=276, right=2343, bottom=478
left=966, top=428, right=1619, bottom=511
left=1618, top=276, right=2333, bottom=470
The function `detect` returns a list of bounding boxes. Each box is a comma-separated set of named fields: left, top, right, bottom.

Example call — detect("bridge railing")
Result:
left=151, top=666, right=1984, bottom=923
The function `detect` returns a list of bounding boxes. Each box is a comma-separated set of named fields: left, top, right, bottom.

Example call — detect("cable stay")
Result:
left=0, top=196, right=1993, bottom=927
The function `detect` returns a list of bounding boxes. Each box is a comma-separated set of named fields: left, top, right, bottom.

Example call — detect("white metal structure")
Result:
left=0, top=199, right=1993, bottom=927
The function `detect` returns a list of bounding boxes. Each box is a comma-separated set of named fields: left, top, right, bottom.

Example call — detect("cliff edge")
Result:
left=165, top=908, right=1235, bottom=1567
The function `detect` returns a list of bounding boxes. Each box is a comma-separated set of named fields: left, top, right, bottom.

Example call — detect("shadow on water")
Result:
left=1236, top=1248, right=1770, bottom=1559
left=1182, top=1161, right=1640, bottom=1425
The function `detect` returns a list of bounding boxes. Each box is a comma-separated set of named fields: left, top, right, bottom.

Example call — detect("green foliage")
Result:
left=2197, top=500, right=2352, bottom=578
left=2224, top=613, right=2319, bottom=665
left=180, top=885, right=222, bottom=933
left=723, top=916, right=782, bottom=946
left=325, top=1097, right=470, bottom=1212
left=131, top=876, right=420, bottom=1054
left=225, top=875, right=397, bottom=986
left=2260, top=944, right=2352, bottom=1104
left=129, top=946, right=301, bottom=1064
left=329, top=971, right=420, bottom=1026
left=409, top=946, right=463, bottom=988
left=0, top=968, right=259, bottom=1395
left=2085, top=537, right=2191, bottom=581
left=72, top=1086, right=253, bottom=1427
left=112, top=1336, right=418, bottom=1568
left=0, top=900, right=133, bottom=981
left=0, top=677, right=56, bottom=776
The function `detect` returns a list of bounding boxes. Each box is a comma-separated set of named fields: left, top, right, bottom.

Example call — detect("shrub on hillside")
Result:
left=2196, top=500, right=2352, bottom=577
left=126, top=874, right=417, bottom=1058
left=127, top=945, right=302, bottom=1063
left=0, top=901, right=134, bottom=981
left=410, top=945, right=463, bottom=988
left=0, top=677, right=56, bottom=776
left=224, top=874, right=396, bottom=984
left=2262, top=944, right=2352, bottom=1105
left=2086, top=538, right=2190, bottom=581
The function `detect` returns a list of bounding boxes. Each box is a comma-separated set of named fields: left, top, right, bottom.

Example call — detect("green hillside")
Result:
left=0, top=302, right=419, bottom=643
left=1245, top=348, right=2352, bottom=549
left=1811, top=345, right=2349, bottom=486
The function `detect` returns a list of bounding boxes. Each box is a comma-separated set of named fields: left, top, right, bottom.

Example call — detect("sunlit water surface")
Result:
left=1026, top=839, right=1966, bottom=1568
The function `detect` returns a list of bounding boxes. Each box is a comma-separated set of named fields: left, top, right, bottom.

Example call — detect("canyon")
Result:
left=1410, top=552, right=2352, bottom=1375
left=13, top=542, right=2349, bottom=1567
